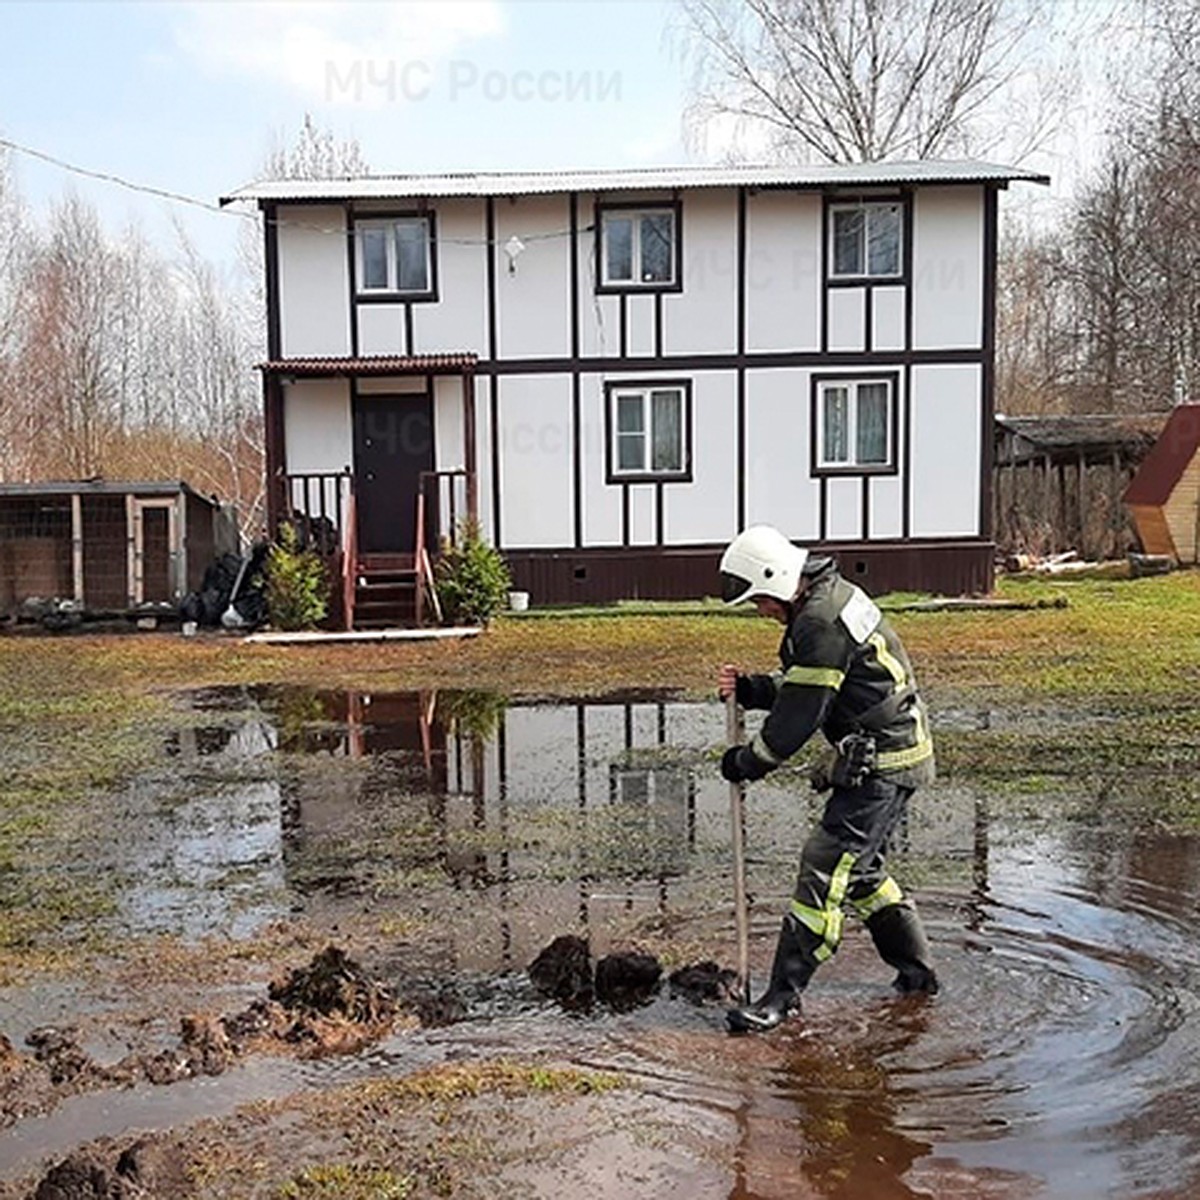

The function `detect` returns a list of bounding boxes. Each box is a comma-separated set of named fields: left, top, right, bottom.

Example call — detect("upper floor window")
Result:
left=829, top=201, right=902, bottom=279
left=814, top=376, right=897, bottom=473
left=606, top=381, right=692, bottom=482
left=356, top=216, right=434, bottom=296
left=598, top=206, right=679, bottom=290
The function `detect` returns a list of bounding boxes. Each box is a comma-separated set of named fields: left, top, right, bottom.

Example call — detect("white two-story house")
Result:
left=221, top=162, right=1046, bottom=623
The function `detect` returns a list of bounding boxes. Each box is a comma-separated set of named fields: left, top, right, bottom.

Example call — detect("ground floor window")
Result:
left=605, top=380, right=692, bottom=483
left=812, top=373, right=898, bottom=473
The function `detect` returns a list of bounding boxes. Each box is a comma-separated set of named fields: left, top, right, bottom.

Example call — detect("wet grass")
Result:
left=181, top=1059, right=627, bottom=1199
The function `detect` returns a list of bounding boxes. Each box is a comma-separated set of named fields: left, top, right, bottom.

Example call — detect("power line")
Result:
left=0, top=134, right=241, bottom=219
left=0, top=134, right=590, bottom=247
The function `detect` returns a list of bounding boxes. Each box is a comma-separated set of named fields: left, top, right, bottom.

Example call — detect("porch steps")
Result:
left=354, top=553, right=420, bottom=628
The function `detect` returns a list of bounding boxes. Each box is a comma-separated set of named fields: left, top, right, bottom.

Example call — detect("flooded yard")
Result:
left=3, top=667, right=1200, bottom=1198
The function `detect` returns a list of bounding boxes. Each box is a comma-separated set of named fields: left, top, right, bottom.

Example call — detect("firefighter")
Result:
left=717, top=525, right=939, bottom=1035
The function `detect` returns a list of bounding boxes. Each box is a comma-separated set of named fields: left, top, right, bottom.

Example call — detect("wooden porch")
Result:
left=278, top=467, right=474, bottom=631
left=261, top=353, right=479, bottom=631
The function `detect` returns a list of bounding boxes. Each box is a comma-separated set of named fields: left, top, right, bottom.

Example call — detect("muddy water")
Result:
left=4, top=686, right=1200, bottom=1198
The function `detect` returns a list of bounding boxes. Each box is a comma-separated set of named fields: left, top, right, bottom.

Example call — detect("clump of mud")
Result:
left=667, top=960, right=742, bottom=1005
left=528, top=936, right=733, bottom=1014
left=529, top=935, right=596, bottom=1009
left=30, top=1136, right=191, bottom=1199
left=0, top=946, right=403, bottom=1130
left=267, top=944, right=399, bottom=1054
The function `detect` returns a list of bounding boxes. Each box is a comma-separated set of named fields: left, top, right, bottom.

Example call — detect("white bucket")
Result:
left=508, top=590, right=530, bottom=612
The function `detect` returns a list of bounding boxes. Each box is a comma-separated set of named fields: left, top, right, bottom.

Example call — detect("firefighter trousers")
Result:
left=770, top=774, right=937, bottom=996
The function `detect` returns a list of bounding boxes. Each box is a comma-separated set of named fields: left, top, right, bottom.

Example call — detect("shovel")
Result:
left=726, top=692, right=751, bottom=1005
left=220, top=555, right=251, bottom=630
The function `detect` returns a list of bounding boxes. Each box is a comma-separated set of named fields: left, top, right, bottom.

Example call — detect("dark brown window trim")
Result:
left=823, top=194, right=909, bottom=286
left=809, top=371, right=901, bottom=478
left=350, top=209, right=440, bottom=303
left=594, top=199, right=684, bottom=296
left=603, top=377, right=694, bottom=484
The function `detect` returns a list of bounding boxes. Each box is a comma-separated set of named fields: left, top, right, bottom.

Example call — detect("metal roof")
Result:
left=0, top=479, right=217, bottom=501
left=260, top=354, right=478, bottom=377
left=995, top=413, right=1168, bottom=453
left=221, top=161, right=1049, bottom=205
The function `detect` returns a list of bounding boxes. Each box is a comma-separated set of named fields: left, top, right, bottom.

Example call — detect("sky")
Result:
left=0, top=0, right=693, bottom=271
left=0, top=0, right=1123, bottom=275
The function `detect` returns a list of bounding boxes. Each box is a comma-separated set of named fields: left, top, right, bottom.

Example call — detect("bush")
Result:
left=434, top=519, right=512, bottom=627
left=264, top=522, right=329, bottom=630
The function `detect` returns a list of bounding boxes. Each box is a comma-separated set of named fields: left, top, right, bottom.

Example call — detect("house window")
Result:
left=355, top=217, right=434, bottom=296
left=606, top=381, right=692, bottom=481
left=814, top=376, right=896, bottom=472
left=598, top=206, right=678, bottom=289
left=829, top=201, right=902, bottom=279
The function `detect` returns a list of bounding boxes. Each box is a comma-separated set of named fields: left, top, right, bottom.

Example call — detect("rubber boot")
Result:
left=726, top=916, right=813, bottom=1035
left=865, top=903, right=939, bottom=995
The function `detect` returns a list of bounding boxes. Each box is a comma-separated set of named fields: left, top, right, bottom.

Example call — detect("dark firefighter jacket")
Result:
left=729, top=560, right=935, bottom=788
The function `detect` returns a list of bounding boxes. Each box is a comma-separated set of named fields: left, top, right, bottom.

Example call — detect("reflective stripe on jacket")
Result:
left=738, top=561, right=934, bottom=787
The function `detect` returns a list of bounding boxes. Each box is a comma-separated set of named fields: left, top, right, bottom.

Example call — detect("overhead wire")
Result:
left=0, top=133, right=594, bottom=247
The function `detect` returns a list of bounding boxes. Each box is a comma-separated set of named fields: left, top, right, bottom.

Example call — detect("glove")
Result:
left=720, top=746, right=745, bottom=782
left=721, top=745, right=769, bottom=784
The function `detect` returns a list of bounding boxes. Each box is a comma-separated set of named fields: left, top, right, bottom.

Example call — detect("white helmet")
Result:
left=719, top=525, right=809, bottom=605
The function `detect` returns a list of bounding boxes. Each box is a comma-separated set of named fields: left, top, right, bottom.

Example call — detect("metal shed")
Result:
left=0, top=480, right=239, bottom=621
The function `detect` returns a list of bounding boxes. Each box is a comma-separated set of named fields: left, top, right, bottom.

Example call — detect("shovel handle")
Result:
left=726, top=692, right=751, bottom=1003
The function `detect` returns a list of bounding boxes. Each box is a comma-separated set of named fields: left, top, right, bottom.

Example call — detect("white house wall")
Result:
left=745, top=191, right=821, bottom=353
left=869, top=475, right=904, bottom=540
left=664, top=190, right=738, bottom=356
left=434, top=375, right=465, bottom=473
left=284, top=379, right=352, bottom=475
left=827, top=289, right=867, bottom=352
left=910, top=363, right=982, bottom=537
left=496, top=195, right=571, bottom=360
left=661, top=370, right=737, bottom=546
left=912, top=187, right=984, bottom=351
left=277, top=205, right=351, bottom=358
left=416, top=199, right=488, bottom=354
left=872, top=287, right=906, bottom=353
left=357, top=304, right=405, bottom=356
left=744, top=369, right=821, bottom=542
left=579, top=375, right=623, bottom=547
left=497, top=374, right=573, bottom=548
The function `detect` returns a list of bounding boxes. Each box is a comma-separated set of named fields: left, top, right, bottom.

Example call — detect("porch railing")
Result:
left=420, top=469, right=472, bottom=549
left=280, top=469, right=355, bottom=630
left=279, top=467, right=474, bottom=629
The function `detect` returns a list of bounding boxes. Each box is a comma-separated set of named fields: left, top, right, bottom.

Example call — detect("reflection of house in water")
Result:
left=263, top=687, right=988, bottom=973
left=264, top=689, right=731, bottom=969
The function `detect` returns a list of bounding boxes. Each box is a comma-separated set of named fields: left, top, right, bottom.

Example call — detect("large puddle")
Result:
left=3, top=686, right=1200, bottom=1197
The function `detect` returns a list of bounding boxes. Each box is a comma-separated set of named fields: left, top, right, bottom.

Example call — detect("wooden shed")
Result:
left=0, top=481, right=239, bottom=620
left=1123, top=404, right=1200, bottom=564
left=993, top=412, right=1167, bottom=560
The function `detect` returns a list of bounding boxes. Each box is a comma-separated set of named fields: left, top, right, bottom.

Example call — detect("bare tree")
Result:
left=261, top=112, right=370, bottom=181
left=174, top=223, right=264, bottom=533
left=675, top=0, right=1066, bottom=162
left=995, top=218, right=1078, bottom=414
left=0, top=155, right=18, bottom=478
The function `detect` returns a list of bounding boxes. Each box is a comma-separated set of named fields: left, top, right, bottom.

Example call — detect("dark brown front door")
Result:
left=353, top=393, right=434, bottom=554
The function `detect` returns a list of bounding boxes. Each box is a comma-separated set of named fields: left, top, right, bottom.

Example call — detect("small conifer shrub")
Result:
left=434, top=519, right=512, bottom=627
left=264, top=521, right=330, bottom=631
